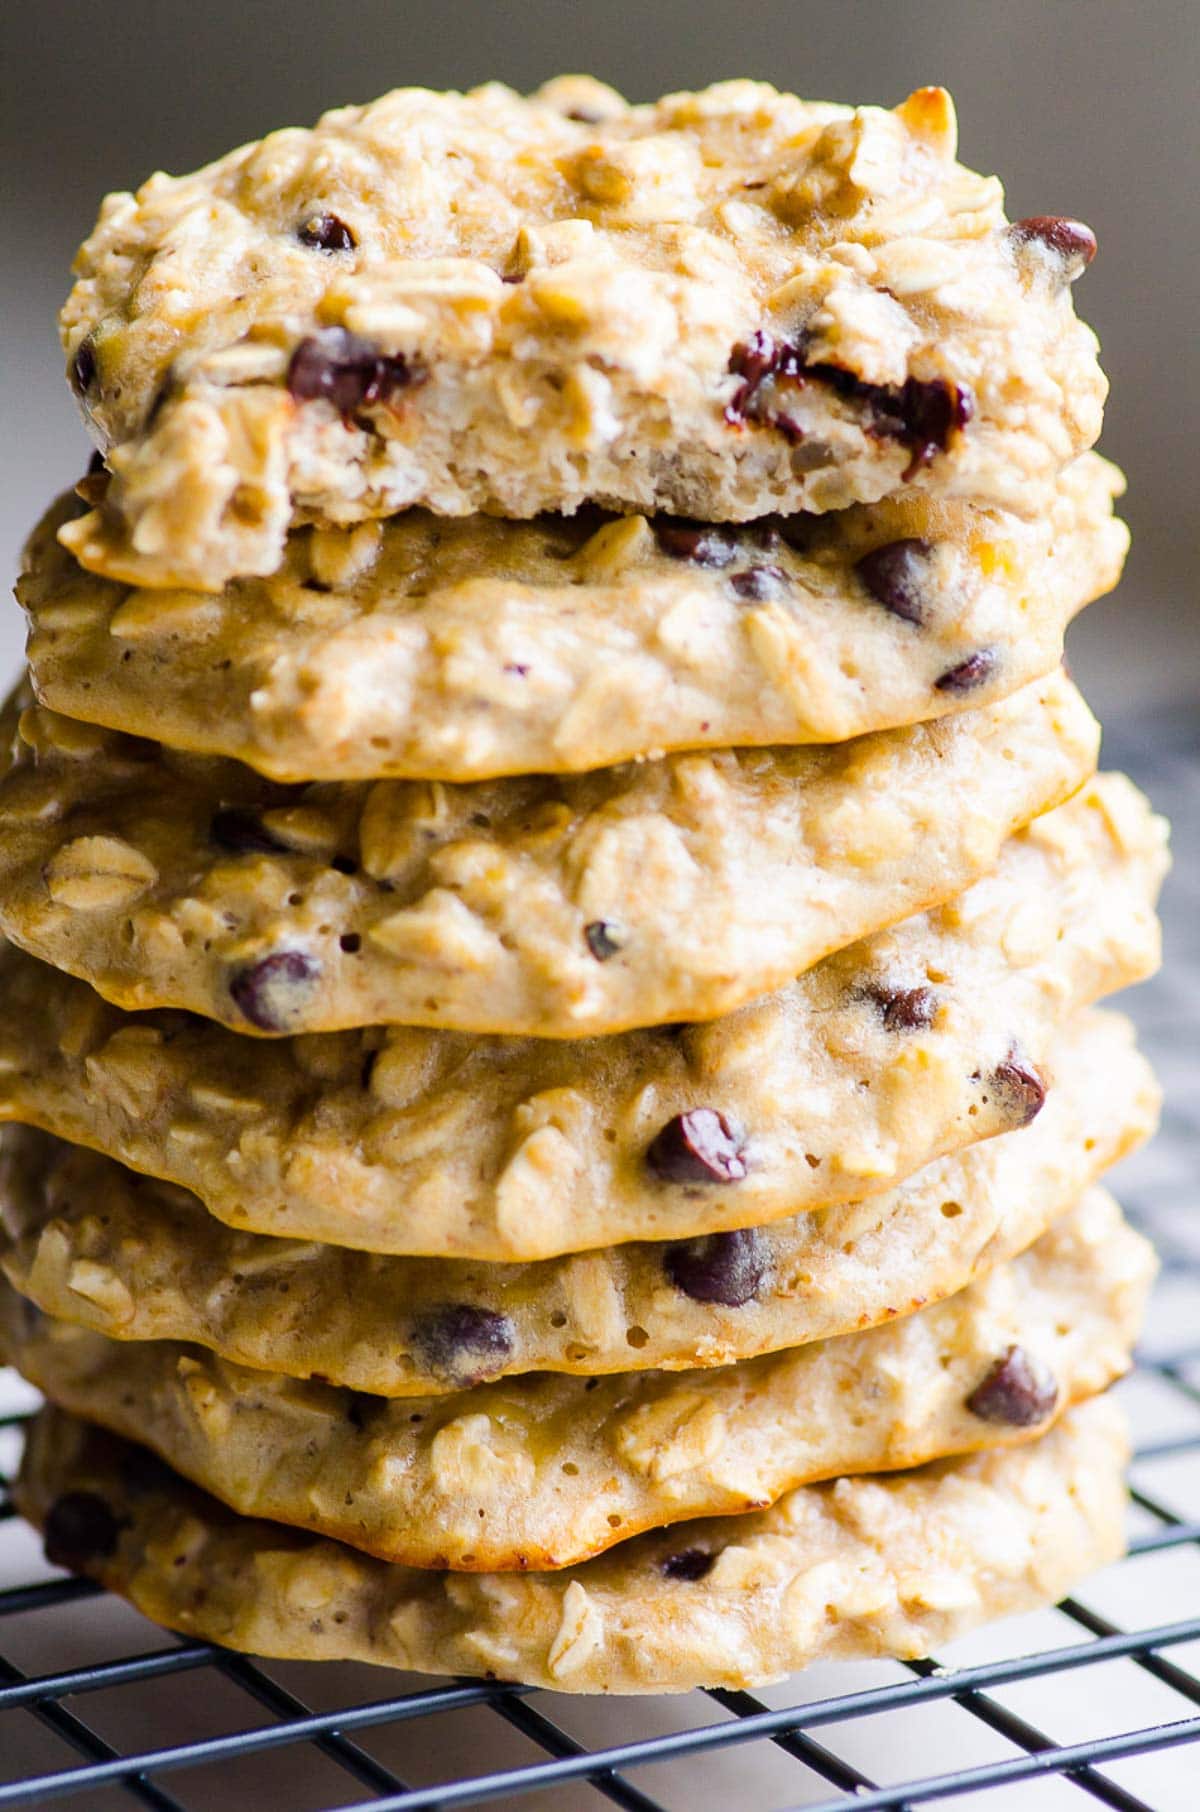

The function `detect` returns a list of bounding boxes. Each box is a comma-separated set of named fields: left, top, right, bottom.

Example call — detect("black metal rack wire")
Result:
left=0, top=714, right=1196, bottom=1812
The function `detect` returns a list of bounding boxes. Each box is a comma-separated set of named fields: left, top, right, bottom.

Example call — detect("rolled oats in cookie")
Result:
left=0, top=1192, right=1154, bottom=1571
left=0, top=671, right=1099, bottom=1037
left=0, top=778, right=1164, bottom=1258
left=21, top=455, right=1126, bottom=782
left=0, top=1012, right=1158, bottom=1391
left=15, top=1398, right=1129, bottom=1690
left=59, top=80, right=1107, bottom=589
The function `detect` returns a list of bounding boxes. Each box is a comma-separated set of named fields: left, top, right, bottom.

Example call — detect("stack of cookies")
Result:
left=0, top=77, right=1167, bottom=1693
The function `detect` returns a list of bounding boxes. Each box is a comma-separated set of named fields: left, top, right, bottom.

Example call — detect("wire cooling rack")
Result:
left=0, top=710, right=1197, bottom=1812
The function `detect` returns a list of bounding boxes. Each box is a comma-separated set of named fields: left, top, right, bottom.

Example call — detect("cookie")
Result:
left=0, top=777, right=1163, bottom=1259
left=0, top=1010, right=1157, bottom=1395
left=0, top=1191, right=1153, bottom=1572
left=0, top=670, right=1099, bottom=1037
left=24, top=456, right=1126, bottom=783
left=15, top=1397, right=1128, bottom=1690
left=59, top=79, right=1106, bottom=590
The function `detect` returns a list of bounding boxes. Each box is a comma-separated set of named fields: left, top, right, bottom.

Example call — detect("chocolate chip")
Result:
left=87, top=449, right=106, bottom=475
left=43, top=1491, right=122, bottom=1573
left=660, top=1547, right=715, bottom=1581
left=725, top=328, right=782, bottom=424
left=647, top=1110, right=748, bottom=1185
left=855, top=539, right=935, bottom=626
left=729, top=564, right=788, bottom=602
left=411, top=1305, right=515, bottom=1385
left=584, top=919, right=623, bottom=961
left=210, top=806, right=289, bottom=856
left=229, top=951, right=321, bottom=1032
left=864, top=984, right=937, bottom=1032
left=725, top=332, right=973, bottom=477
left=297, top=213, right=357, bottom=252
left=965, top=1344, right=1059, bottom=1426
left=287, top=328, right=423, bottom=417
left=653, top=519, right=738, bottom=568
left=934, top=648, right=999, bottom=693
left=70, top=337, right=96, bottom=396
left=992, top=1047, right=1047, bottom=1127
left=1010, top=216, right=1097, bottom=279
left=888, top=377, right=974, bottom=477
left=566, top=106, right=605, bottom=124
left=664, top=1227, right=768, bottom=1306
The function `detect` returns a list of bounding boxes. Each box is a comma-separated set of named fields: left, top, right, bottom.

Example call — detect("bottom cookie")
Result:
left=17, top=1399, right=1127, bottom=1694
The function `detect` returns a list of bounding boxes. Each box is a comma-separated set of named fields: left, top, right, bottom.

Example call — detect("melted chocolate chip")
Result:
left=865, top=983, right=937, bottom=1032
left=43, top=1491, right=122, bottom=1573
left=584, top=919, right=623, bottom=961
left=965, top=1344, right=1059, bottom=1426
left=229, top=951, right=321, bottom=1032
left=664, top=1227, right=768, bottom=1306
left=298, top=213, right=357, bottom=252
left=660, top=1546, right=716, bottom=1581
left=1010, top=216, right=1097, bottom=278
left=647, top=1109, right=748, bottom=1185
left=934, top=647, right=999, bottom=694
left=855, top=539, right=935, bottom=626
left=992, top=1048, right=1047, bottom=1127
left=287, top=328, right=423, bottom=417
left=726, top=332, right=973, bottom=476
left=70, top=338, right=97, bottom=396
left=411, top=1305, right=515, bottom=1385
left=210, top=806, right=289, bottom=856
left=653, top=520, right=738, bottom=568
left=726, top=329, right=780, bottom=424
left=729, top=564, right=788, bottom=602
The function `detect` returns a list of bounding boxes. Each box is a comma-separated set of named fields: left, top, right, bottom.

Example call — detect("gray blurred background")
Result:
left=2, top=0, right=1196, bottom=716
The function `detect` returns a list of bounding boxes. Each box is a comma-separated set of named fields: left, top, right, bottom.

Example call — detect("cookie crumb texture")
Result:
left=0, top=672, right=1099, bottom=1037
left=15, top=1397, right=1129, bottom=1691
left=59, top=79, right=1106, bottom=588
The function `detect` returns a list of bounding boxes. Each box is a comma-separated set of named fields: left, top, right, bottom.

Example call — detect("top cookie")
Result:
left=59, top=78, right=1106, bottom=589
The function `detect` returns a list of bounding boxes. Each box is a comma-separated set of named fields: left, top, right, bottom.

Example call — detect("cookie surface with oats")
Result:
left=16, top=1397, right=1128, bottom=1691
left=60, top=79, right=1106, bottom=588
left=24, top=456, right=1125, bottom=782
left=0, top=1030, right=1155, bottom=1393
left=0, top=778, right=1163, bottom=1260
left=0, top=672, right=1098, bottom=1037
left=0, top=1192, right=1153, bottom=1571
